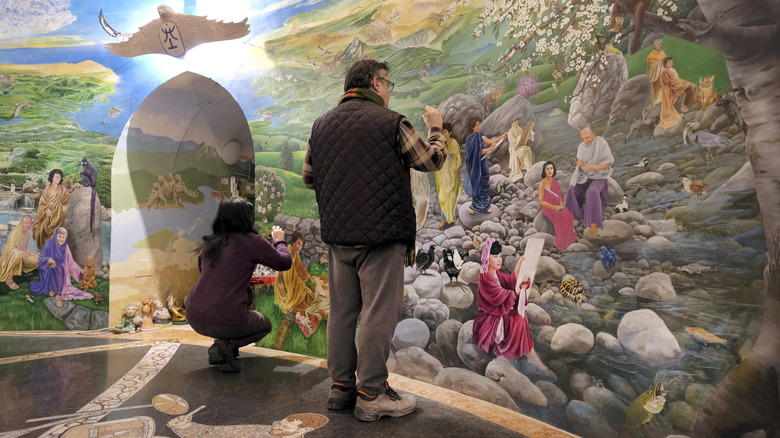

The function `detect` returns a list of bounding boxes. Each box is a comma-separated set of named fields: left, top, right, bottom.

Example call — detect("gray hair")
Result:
left=344, top=60, right=390, bottom=91
left=579, top=122, right=595, bottom=134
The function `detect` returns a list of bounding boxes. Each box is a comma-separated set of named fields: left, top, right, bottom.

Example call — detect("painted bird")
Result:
left=678, top=174, right=708, bottom=203
left=415, top=244, right=436, bottom=275
left=442, top=248, right=465, bottom=284
left=632, top=157, right=650, bottom=170
left=625, top=108, right=659, bottom=142
left=716, top=87, right=747, bottom=134
left=614, top=195, right=629, bottom=213
left=599, top=246, right=617, bottom=269
left=104, top=5, right=249, bottom=58
left=98, top=9, right=131, bottom=41
left=683, top=121, right=734, bottom=165
left=10, top=101, right=32, bottom=119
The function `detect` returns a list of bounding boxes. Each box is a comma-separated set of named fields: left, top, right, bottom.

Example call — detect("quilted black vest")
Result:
left=310, top=98, right=416, bottom=246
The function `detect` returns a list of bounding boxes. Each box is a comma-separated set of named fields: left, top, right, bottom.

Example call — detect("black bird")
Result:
left=415, top=244, right=436, bottom=275
left=442, top=248, right=465, bottom=284
left=716, top=87, right=747, bottom=134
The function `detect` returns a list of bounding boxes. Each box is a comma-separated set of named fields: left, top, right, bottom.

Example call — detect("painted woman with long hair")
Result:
left=539, top=161, right=578, bottom=250
left=33, top=169, right=81, bottom=250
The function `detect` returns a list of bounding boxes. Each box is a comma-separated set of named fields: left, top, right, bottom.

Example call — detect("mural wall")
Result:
left=1, top=0, right=778, bottom=436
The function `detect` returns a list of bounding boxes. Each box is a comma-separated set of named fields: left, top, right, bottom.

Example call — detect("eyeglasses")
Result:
left=375, top=76, right=395, bottom=92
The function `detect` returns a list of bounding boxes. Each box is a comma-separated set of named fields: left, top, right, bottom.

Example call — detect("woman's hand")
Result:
left=47, top=258, right=56, bottom=268
left=271, top=226, right=285, bottom=243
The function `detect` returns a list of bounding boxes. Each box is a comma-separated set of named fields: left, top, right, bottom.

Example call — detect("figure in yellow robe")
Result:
left=274, top=241, right=313, bottom=314
left=0, top=215, right=39, bottom=290
left=434, top=123, right=463, bottom=229
left=659, top=57, right=697, bottom=129
left=646, top=39, right=666, bottom=105
left=33, top=169, right=80, bottom=250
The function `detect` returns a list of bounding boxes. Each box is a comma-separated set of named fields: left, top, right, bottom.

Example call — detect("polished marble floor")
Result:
left=0, top=330, right=573, bottom=437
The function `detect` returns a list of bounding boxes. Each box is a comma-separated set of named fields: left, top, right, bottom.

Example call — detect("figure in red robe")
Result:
left=472, top=238, right=534, bottom=358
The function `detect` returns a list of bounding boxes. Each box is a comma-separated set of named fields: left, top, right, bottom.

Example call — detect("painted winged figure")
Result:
left=104, top=4, right=249, bottom=58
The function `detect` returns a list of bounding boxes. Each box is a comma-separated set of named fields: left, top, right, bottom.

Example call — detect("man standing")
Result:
left=303, top=59, right=446, bottom=421
left=565, top=123, right=614, bottom=236
left=646, top=39, right=666, bottom=105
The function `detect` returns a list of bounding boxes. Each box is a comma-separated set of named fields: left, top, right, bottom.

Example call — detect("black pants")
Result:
left=190, top=310, right=272, bottom=348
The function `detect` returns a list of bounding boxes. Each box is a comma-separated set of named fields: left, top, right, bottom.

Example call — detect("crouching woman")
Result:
left=187, top=199, right=292, bottom=372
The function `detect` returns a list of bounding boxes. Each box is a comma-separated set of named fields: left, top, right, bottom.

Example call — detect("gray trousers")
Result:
left=327, top=242, right=406, bottom=396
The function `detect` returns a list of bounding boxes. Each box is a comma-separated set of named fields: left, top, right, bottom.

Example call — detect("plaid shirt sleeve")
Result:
left=398, top=117, right=447, bottom=172
left=302, top=118, right=447, bottom=190
left=302, top=138, right=315, bottom=189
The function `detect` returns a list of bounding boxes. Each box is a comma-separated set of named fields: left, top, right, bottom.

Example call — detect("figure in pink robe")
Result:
left=472, top=238, right=534, bottom=359
left=539, top=161, right=578, bottom=250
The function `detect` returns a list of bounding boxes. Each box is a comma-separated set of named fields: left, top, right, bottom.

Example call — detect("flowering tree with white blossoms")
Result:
left=473, top=0, right=612, bottom=74
left=460, top=0, right=681, bottom=74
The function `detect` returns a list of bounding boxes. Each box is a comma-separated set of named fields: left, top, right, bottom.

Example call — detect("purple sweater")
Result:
left=187, top=233, right=292, bottom=326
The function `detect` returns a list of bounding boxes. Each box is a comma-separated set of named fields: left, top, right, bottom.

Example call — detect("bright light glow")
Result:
left=149, top=39, right=254, bottom=79
left=196, top=0, right=254, bottom=22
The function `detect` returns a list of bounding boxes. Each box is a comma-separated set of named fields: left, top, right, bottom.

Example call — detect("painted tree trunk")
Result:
left=644, top=1, right=780, bottom=435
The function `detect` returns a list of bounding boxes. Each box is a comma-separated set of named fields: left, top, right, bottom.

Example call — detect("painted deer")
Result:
left=483, top=85, right=505, bottom=114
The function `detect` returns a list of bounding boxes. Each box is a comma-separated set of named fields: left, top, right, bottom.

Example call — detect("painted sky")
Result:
left=0, top=0, right=326, bottom=45
left=0, top=0, right=329, bottom=136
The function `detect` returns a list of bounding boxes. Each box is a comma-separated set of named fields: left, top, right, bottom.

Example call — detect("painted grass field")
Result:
left=0, top=274, right=109, bottom=331
left=253, top=284, right=328, bottom=358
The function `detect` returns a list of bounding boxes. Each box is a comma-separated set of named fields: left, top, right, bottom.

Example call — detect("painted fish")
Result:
left=679, top=262, right=713, bottom=274
left=625, top=382, right=667, bottom=429
left=686, top=327, right=729, bottom=347
left=603, top=311, right=615, bottom=320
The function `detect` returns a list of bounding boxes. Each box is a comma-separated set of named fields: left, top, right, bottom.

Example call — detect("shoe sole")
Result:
left=354, top=404, right=417, bottom=421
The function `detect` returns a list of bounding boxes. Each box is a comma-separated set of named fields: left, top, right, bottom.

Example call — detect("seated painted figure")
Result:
left=0, top=215, right=39, bottom=291
left=564, top=123, right=614, bottom=236
left=538, top=161, right=578, bottom=250
left=30, top=227, right=89, bottom=308
left=472, top=238, right=534, bottom=359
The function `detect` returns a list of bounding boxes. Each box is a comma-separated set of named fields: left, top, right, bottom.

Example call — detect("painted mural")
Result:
left=1, top=0, right=778, bottom=437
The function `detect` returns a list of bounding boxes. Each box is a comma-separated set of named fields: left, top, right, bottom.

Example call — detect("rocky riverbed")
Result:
left=388, top=106, right=764, bottom=437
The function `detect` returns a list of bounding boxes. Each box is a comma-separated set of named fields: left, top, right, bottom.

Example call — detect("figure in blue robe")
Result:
left=464, top=118, right=506, bottom=214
